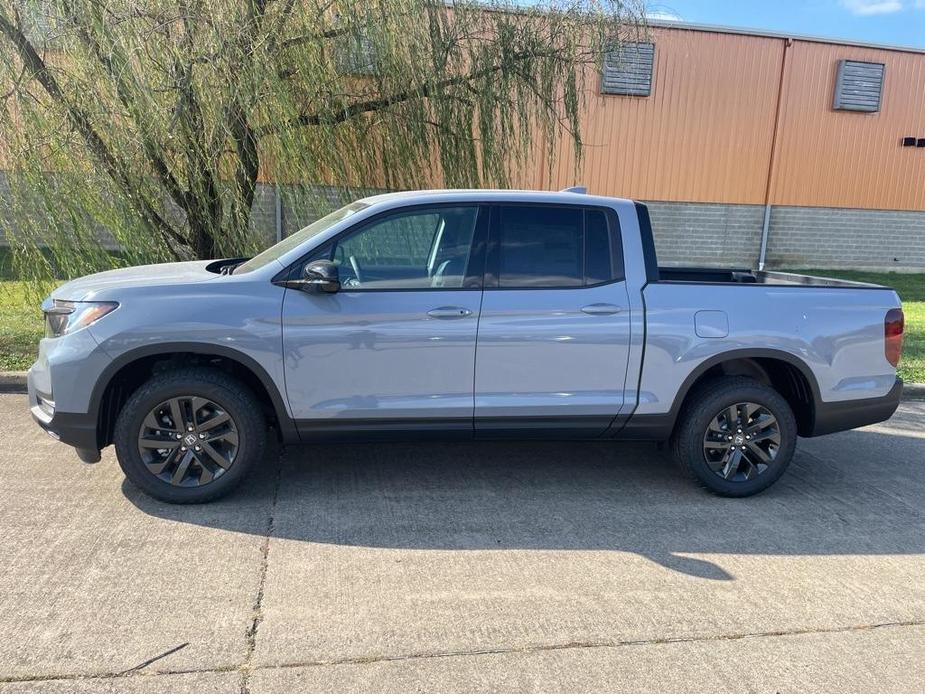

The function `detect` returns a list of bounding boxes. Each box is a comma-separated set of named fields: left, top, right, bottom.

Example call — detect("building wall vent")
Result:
left=601, top=42, right=655, bottom=97
left=833, top=60, right=885, bottom=112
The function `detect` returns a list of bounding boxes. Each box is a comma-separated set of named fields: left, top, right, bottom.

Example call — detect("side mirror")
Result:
left=302, top=259, right=340, bottom=293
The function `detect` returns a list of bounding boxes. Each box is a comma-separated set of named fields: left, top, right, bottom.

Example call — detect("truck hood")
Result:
left=51, top=260, right=219, bottom=301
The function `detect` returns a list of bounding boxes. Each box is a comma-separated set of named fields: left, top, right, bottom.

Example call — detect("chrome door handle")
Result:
left=581, top=303, right=622, bottom=315
left=427, top=306, right=473, bottom=319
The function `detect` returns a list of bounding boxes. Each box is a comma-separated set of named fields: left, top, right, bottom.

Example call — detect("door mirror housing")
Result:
left=276, top=259, right=340, bottom=293
left=303, top=259, right=340, bottom=293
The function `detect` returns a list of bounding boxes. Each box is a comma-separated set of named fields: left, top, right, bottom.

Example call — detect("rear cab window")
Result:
left=488, top=205, right=622, bottom=288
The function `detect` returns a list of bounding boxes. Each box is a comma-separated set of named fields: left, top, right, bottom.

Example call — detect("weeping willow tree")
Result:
left=0, top=0, right=644, bottom=281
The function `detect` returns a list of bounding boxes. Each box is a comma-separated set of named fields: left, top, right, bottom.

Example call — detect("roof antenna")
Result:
left=560, top=186, right=587, bottom=194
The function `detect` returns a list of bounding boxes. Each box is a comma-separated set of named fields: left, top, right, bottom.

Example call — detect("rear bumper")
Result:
left=809, top=377, right=903, bottom=437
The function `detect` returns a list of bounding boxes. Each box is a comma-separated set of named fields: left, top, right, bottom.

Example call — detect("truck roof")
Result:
left=358, top=188, right=634, bottom=208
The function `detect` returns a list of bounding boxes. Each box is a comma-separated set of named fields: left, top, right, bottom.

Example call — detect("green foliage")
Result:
left=0, top=280, right=43, bottom=370
left=0, top=0, right=644, bottom=282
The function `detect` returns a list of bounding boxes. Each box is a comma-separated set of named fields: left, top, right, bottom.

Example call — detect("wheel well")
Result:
left=96, top=352, right=281, bottom=448
left=683, top=357, right=815, bottom=436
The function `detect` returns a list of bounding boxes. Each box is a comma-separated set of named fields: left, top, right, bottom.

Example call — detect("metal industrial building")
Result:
left=4, top=17, right=924, bottom=271
left=510, top=21, right=925, bottom=271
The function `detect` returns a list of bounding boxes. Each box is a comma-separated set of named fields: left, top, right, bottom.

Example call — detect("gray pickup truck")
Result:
left=29, top=189, right=905, bottom=503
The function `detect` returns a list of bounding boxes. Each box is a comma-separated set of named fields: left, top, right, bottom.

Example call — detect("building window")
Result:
left=601, top=42, right=654, bottom=97
left=334, top=32, right=378, bottom=76
left=833, top=60, right=885, bottom=112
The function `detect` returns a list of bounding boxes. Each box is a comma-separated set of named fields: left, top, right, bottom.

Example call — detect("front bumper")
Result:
left=28, top=368, right=99, bottom=459
left=810, top=376, right=903, bottom=437
left=27, top=337, right=105, bottom=461
left=30, top=401, right=101, bottom=461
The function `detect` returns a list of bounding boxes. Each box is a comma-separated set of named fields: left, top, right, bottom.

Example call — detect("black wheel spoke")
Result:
left=171, top=449, right=195, bottom=485
left=139, top=436, right=180, bottom=450
left=146, top=446, right=180, bottom=475
left=746, top=413, right=774, bottom=435
left=740, top=457, right=760, bottom=480
left=706, top=447, right=732, bottom=473
left=199, top=411, right=231, bottom=432
left=144, top=410, right=173, bottom=432
left=199, top=441, right=231, bottom=470
left=137, top=395, right=239, bottom=488
left=208, top=429, right=239, bottom=447
left=745, top=441, right=772, bottom=465
left=751, top=429, right=781, bottom=445
left=703, top=401, right=780, bottom=483
left=196, top=461, right=215, bottom=485
left=169, top=398, right=186, bottom=431
left=721, top=449, right=743, bottom=479
left=723, top=406, right=737, bottom=429
left=190, top=397, right=210, bottom=423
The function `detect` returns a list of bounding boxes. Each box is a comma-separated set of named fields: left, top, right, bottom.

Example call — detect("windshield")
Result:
left=234, top=201, right=369, bottom=274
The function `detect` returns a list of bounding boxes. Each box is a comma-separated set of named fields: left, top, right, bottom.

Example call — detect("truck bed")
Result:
left=657, top=267, right=891, bottom=289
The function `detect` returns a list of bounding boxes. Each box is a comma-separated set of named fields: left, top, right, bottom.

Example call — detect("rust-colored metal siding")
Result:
left=770, top=41, right=925, bottom=210
left=524, top=27, right=784, bottom=204
left=522, top=26, right=925, bottom=212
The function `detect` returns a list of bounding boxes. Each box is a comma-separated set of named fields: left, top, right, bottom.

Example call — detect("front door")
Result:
left=474, top=204, right=632, bottom=437
left=282, top=204, right=486, bottom=437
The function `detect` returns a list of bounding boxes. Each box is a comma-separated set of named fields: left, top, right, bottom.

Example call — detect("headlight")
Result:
left=44, top=300, right=119, bottom=338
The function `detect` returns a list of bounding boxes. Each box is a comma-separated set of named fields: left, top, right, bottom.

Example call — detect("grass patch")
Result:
left=0, top=282, right=44, bottom=371
left=789, top=270, right=925, bottom=384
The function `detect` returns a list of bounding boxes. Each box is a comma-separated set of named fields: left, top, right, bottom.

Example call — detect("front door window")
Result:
left=329, top=206, right=480, bottom=290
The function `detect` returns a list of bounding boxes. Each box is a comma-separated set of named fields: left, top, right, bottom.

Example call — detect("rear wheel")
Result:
left=114, top=368, right=266, bottom=503
left=671, top=377, right=797, bottom=497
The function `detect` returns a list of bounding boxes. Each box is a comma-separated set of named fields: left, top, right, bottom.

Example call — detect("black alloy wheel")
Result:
left=137, top=396, right=240, bottom=487
left=702, top=402, right=781, bottom=482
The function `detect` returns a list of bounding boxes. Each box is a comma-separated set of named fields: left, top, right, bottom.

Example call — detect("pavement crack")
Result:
left=116, top=643, right=189, bottom=675
left=259, top=618, right=925, bottom=670
left=0, top=619, right=922, bottom=685
left=240, top=446, right=284, bottom=694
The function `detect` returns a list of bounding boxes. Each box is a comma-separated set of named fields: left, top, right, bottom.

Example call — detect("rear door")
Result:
left=474, top=204, right=632, bottom=437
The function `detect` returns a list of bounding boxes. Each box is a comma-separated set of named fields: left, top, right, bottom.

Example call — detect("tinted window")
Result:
left=497, top=206, right=583, bottom=287
left=585, top=210, right=612, bottom=285
left=495, top=206, right=614, bottom=288
left=324, top=206, right=479, bottom=290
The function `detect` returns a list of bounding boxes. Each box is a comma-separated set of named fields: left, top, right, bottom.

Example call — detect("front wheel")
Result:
left=671, top=377, right=797, bottom=497
left=114, top=368, right=266, bottom=503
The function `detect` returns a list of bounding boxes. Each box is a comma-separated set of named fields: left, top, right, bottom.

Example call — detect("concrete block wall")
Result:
left=644, top=200, right=925, bottom=271
left=248, top=184, right=278, bottom=246
left=3, top=172, right=925, bottom=271
left=764, top=206, right=925, bottom=271
left=644, top=201, right=766, bottom=268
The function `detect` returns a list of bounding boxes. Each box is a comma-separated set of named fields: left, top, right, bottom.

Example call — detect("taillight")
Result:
left=885, top=308, right=904, bottom=368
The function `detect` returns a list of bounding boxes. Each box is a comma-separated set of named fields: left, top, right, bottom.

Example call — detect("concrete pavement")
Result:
left=1, top=393, right=923, bottom=692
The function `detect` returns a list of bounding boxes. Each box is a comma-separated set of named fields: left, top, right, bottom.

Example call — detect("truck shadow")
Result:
left=124, top=425, right=925, bottom=582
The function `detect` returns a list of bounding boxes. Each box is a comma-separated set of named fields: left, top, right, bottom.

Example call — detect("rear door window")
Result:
left=492, top=206, right=616, bottom=288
